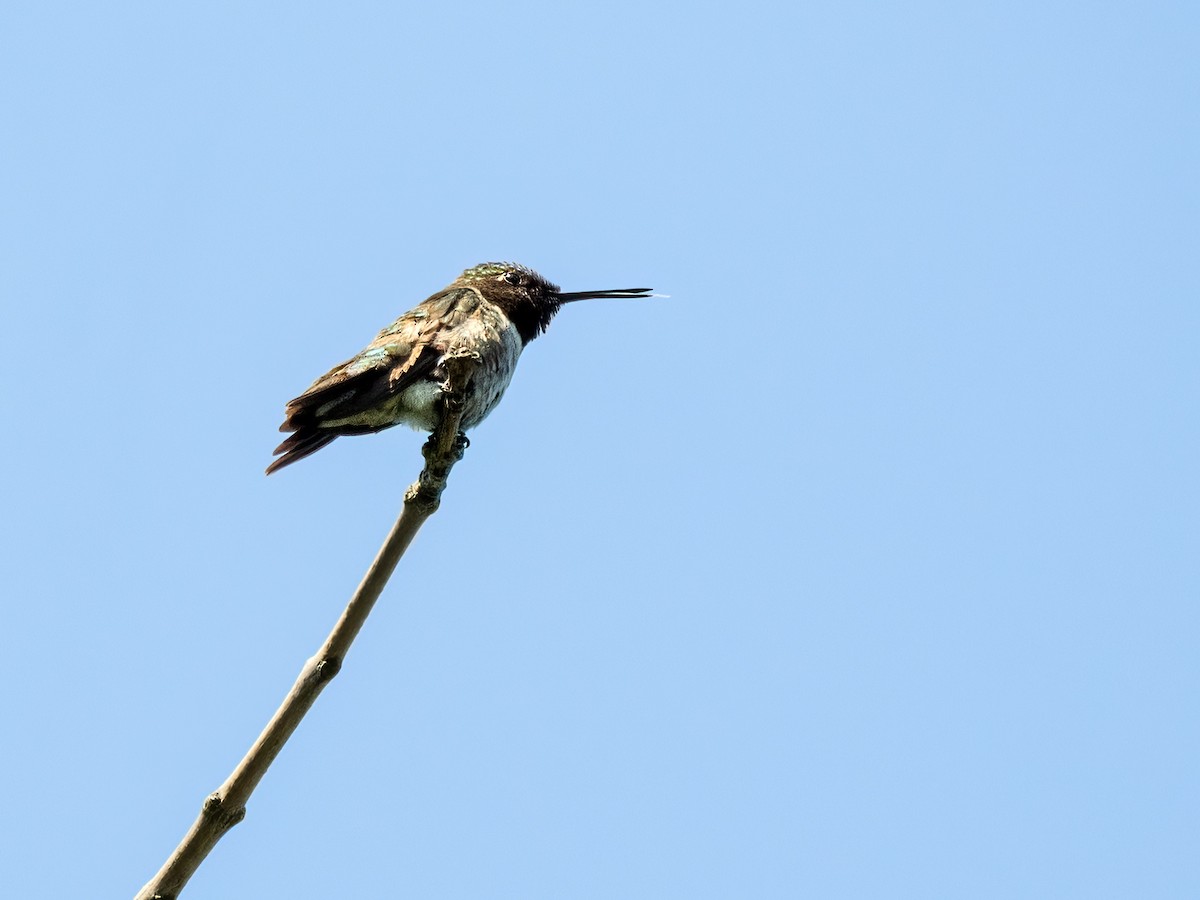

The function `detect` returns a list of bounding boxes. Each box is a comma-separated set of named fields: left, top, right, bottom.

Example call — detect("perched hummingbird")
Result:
left=267, top=262, right=653, bottom=474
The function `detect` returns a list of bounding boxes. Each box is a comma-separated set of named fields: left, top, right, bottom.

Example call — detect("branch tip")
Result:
left=137, top=355, right=481, bottom=899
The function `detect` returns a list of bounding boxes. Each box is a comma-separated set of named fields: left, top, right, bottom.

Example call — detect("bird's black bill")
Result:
left=558, top=287, right=654, bottom=303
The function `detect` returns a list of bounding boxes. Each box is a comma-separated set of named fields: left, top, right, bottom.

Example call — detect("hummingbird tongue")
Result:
left=557, top=287, right=654, bottom=303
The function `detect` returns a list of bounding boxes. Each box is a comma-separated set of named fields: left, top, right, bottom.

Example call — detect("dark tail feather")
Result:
left=266, top=430, right=338, bottom=475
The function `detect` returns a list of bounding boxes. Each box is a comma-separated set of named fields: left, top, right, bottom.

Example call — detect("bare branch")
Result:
left=135, top=355, right=479, bottom=900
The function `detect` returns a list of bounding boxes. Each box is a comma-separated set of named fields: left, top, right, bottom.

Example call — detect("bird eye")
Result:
left=503, top=271, right=522, bottom=286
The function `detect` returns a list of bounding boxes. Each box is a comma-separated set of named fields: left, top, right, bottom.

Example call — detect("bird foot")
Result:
left=420, top=430, right=469, bottom=465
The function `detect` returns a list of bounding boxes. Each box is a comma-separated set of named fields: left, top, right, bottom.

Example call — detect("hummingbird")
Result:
left=266, top=262, right=653, bottom=474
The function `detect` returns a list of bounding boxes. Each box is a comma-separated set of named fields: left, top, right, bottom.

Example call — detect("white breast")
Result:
left=396, top=308, right=525, bottom=431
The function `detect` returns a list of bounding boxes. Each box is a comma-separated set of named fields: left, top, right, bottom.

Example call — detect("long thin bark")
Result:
left=135, top=355, right=479, bottom=900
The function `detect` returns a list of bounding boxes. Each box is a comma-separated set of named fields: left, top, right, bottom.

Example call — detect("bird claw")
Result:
left=420, top=430, right=469, bottom=464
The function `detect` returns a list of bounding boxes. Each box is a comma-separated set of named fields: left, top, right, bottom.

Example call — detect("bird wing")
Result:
left=276, top=287, right=481, bottom=435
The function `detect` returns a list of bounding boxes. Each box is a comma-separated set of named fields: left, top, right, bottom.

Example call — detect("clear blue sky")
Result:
left=2, top=2, right=1196, bottom=898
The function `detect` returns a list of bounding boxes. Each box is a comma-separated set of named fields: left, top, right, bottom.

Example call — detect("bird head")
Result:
left=459, top=262, right=653, bottom=343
